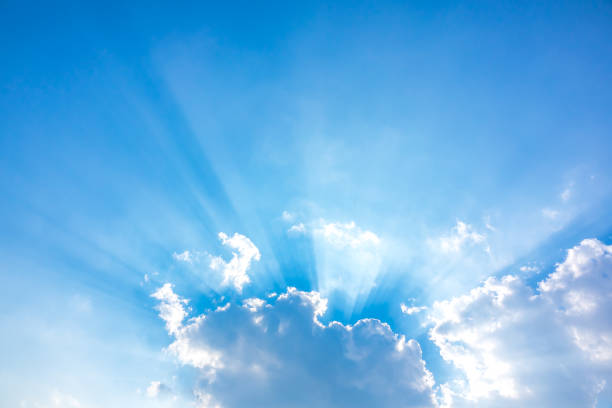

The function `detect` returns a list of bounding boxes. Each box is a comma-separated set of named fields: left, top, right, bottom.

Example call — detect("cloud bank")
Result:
left=153, top=286, right=436, bottom=408
left=429, top=239, right=612, bottom=407
left=156, top=235, right=612, bottom=407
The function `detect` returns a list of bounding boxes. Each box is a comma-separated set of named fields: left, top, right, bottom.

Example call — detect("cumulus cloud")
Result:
left=539, top=239, right=612, bottom=362
left=153, top=286, right=436, bottom=408
left=171, top=233, right=259, bottom=292
left=434, top=221, right=487, bottom=254
left=152, top=283, right=188, bottom=336
left=209, top=232, right=261, bottom=292
left=428, top=239, right=612, bottom=407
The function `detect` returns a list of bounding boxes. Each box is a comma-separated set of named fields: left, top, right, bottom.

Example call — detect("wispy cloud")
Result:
left=561, top=187, right=572, bottom=202
left=433, top=220, right=487, bottom=254
left=281, top=210, right=294, bottom=222
left=173, top=250, right=193, bottom=263
left=288, top=222, right=306, bottom=234
left=541, top=208, right=560, bottom=220
left=400, top=303, right=427, bottom=315
left=316, top=220, right=380, bottom=248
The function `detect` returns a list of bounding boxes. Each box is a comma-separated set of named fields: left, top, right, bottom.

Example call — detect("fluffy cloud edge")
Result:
left=152, top=285, right=437, bottom=408
left=428, top=238, right=612, bottom=407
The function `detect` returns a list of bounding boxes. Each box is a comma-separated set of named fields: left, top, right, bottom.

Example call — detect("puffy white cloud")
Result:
left=209, top=232, right=261, bottom=292
left=242, top=297, right=265, bottom=312
left=434, top=221, right=487, bottom=254
left=429, top=239, right=612, bottom=407
left=539, top=239, right=612, bottom=362
left=152, top=283, right=188, bottom=336
left=170, top=233, right=259, bottom=292
left=401, top=303, right=427, bottom=315
left=153, top=286, right=436, bottom=408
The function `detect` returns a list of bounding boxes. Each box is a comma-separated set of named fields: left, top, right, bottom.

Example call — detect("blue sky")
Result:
left=2, top=1, right=612, bottom=407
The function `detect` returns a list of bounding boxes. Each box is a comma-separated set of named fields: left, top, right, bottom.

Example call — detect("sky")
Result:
left=1, top=1, right=612, bottom=407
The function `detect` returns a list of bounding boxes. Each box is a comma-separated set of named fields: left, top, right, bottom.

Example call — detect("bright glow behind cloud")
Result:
left=434, top=220, right=487, bottom=254
left=312, top=221, right=383, bottom=308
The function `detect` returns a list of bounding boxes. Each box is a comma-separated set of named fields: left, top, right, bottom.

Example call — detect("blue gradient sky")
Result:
left=1, top=1, right=612, bottom=407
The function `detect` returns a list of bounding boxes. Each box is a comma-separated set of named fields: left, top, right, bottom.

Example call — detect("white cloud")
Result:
left=209, top=232, right=261, bottom=292
left=518, top=265, right=539, bottom=273
left=242, top=297, right=265, bottom=312
left=287, top=222, right=306, bottom=234
left=151, top=283, right=188, bottom=336
left=428, top=239, right=612, bottom=407
left=316, top=221, right=380, bottom=248
left=401, top=303, right=427, bottom=315
left=170, top=233, right=259, bottom=292
left=539, top=239, right=612, bottom=362
left=173, top=250, right=193, bottom=263
left=153, top=286, right=436, bottom=408
left=435, top=221, right=486, bottom=254
left=146, top=381, right=172, bottom=398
